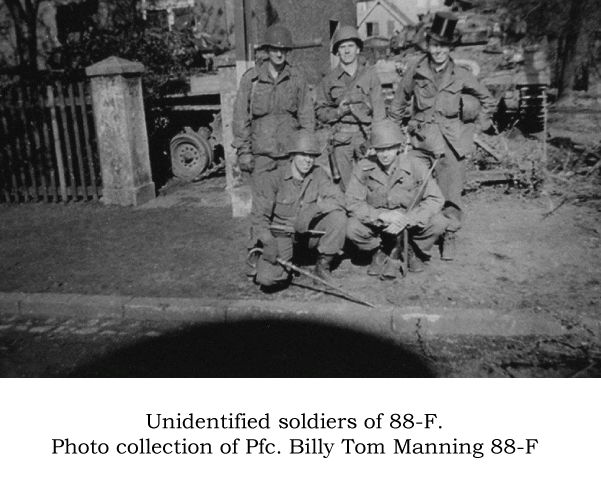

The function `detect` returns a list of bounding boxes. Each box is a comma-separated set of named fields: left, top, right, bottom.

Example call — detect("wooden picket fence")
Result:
left=0, top=77, right=101, bottom=203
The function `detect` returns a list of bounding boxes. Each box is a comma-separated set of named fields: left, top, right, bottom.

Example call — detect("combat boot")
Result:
left=380, top=257, right=402, bottom=280
left=441, top=232, right=457, bottom=261
left=367, top=248, right=387, bottom=276
left=408, top=248, right=426, bottom=273
left=245, top=248, right=260, bottom=278
left=314, top=254, right=335, bottom=284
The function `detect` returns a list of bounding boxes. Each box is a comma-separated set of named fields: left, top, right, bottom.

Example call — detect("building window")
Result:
left=366, top=22, right=379, bottom=37
left=146, top=10, right=169, bottom=30
left=173, top=7, right=194, bottom=30
left=330, top=20, right=340, bottom=39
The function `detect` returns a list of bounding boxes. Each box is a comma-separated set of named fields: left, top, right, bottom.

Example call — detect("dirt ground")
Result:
left=0, top=107, right=600, bottom=377
left=1, top=183, right=599, bottom=315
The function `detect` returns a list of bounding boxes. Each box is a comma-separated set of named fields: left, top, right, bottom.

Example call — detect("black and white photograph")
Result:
left=0, top=0, right=600, bottom=378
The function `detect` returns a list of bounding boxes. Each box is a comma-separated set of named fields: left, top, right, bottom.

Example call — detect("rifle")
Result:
left=277, top=258, right=376, bottom=308
left=247, top=248, right=376, bottom=308
left=390, top=155, right=441, bottom=276
left=326, top=126, right=342, bottom=183
left=268, top=224, right=325, bottom=236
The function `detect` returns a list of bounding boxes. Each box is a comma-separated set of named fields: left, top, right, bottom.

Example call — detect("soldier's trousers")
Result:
left=250, top=154, right=284, bottom=192
left=247, top=154, right=286, bottom=249
left=346, top=213, right=449, bottom=255
left=255, top=210, right=347, bottom=287
left=410, top=145, right=465, bottom=232
left=332, top=131, right=367, bottom=192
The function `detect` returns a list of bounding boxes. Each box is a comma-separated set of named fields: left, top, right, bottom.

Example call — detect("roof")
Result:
left=358, top=0, right=415, bottom=28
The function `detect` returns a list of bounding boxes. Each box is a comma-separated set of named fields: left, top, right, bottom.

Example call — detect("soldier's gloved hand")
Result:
left=345, top=92, right=364, bottom=104
left=336, top=100, right=351, bottom=118
left=406, top=210, right=425, bottom=228
left=237, top=153, right=254, bottom=173
left=401, top=124, right=409, bottom=139
left=378, top=210, right=403, bottom=225
left=383, top=221, right=406, bottom=235
left=294, top=207, right=319, bottom=234
left=380, top=210, right=409, bottom=234
left=261, top=236, right=279, bottom=264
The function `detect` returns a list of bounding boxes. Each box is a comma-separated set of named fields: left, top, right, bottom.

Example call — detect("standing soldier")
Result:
left=389, top=12, right=495, bottom=260
left=346, top=120, right=448, bottom=280
left=315, top=26, right=386, bottom=192
left=233, top=24, right=315, bottom=189
left=251, top=131, right=346, bottom=290
left=233, top=24, right=315, bottom=271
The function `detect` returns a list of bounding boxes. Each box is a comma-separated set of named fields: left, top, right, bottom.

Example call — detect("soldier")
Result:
left=233, top=24, right=315, bottom=189
left=315, top=25, right=386, bottom=192
left=251, top=130, right=346, bottom=290
left=389, top=12, right=495, bottom=260
left=346, top=120, right=448, bottom=280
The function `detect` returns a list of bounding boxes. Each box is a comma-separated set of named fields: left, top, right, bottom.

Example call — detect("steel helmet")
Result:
left=332, top=26, right=363, bottom=54
left=371, top=120, right=403, bottom=149
left=460, top=94, right=481, bottom=122
left=288, top=130, right=321, bottom=156
left=261, top=24, right=293, bottom=50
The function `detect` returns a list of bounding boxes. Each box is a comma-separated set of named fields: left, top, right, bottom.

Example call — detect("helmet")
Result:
left=332, top=26, right=363, bottom=54
left=289, top=130, right=321, bottom=156
left=261, top=24, right=293, bottom=50
left=460, top=94, right=481, bottom=123
left=371, top=120, right=403, bottom=149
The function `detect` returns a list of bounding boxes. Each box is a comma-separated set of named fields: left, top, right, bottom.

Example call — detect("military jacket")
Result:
left=389, top=55, right=494, bottom=156
left=252, top=163, right=345, bottom=241
left=233, top=61, right=315, bottom=158
left=346, top=153, right=444, bottom=226
left=315, top=63, right=386, bottom=141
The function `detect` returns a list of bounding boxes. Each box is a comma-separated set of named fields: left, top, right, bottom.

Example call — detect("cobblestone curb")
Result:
left=0, top=292, right=566, bottom=338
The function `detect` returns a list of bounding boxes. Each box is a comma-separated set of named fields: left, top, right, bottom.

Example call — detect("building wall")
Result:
left=358, top=4, right=410, bottom=39
left=357, top=0, right=446, bottom=29
left=250, top=0, right=357, bottom=85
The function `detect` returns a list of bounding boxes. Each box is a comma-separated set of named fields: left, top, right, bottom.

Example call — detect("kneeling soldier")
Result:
left=346, top=120, right=448, bottom=279
left=252, top=130, right=347, bottom=289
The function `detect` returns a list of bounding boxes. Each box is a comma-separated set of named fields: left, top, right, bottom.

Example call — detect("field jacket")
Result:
left=389, top=55, right=494, bottom=157
left=233, top=61, right=315, bottom=158
left=252, top=163, right=345, bottom=242
left=346, top=153, right=444, bottom=227
left=315, top=63, right=386, bottom=144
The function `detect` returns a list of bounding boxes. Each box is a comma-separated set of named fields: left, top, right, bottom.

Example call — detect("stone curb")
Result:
left=0, top=292, right=568, bottom=338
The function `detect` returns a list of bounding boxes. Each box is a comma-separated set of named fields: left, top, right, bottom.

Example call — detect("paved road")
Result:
left=1, top=313, right=599, bottom=378
left=0, top=313, right=170, bottom=377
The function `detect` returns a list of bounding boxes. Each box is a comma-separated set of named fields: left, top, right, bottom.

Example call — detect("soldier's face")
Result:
left=267, top=47, right=289, bottom=67
left=337, top=40, right=360, bottom=65
left=292, top=153, right=315, bottom=176
left=428, top=39, right=451, bottom=66
left=375, top=146, right=400, bottom=167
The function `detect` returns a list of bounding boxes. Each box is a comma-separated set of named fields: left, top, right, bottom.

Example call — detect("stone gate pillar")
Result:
left=86, top=56, right=155, bottom=206
left=218, top=62, right=252, bottom=218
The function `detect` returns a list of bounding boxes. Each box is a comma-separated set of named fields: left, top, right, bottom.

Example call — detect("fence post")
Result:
left=85, top=56, right=155, bottom=206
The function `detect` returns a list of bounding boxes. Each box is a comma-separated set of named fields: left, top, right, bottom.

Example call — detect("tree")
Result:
left=5, top=0, right=44, bottom=72
left=498, top=0, right=601, bottom=99
left=51, top=7, right=202, bottom=102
